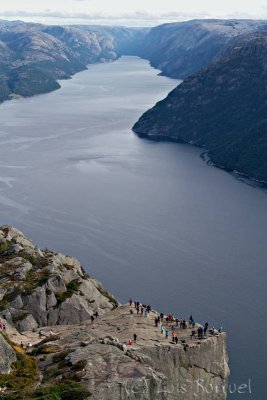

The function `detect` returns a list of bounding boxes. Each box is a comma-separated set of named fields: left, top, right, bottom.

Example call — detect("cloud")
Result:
left=0, top=9, right=264, bottom=26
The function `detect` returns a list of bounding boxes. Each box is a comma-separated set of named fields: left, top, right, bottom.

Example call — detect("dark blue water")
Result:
left=0, top=57, right=266, bottom=399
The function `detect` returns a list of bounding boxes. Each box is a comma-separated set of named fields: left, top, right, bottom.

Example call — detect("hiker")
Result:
left=197, top=326, right=204, bottom=339
left=160, top=312, right=164, bottom=321
left=161, top=325, right=164, bottom=334
left=147, top=305, right=151, bottom=313
left=218, top=327, right=223, bottom=333
left=165, top=330, right=169, bottom=339
left=144, top=309, right=148, bottom=317
left=175, top=335, right=178, bottom=345
left=90, top=315, right=95, bottom=323
left=94, top=311, right=99, bottom=319
left=155, top=317, right=159, bottom=327
left=128, top=339, right=133, bottom=345
left=133, top=333, right=137, bottom=343
left=20, top=341, right=24, bottom=348
left=189, top=315, right=193, bottom=324
left=204, top=322, right=209, bottom=335
left=129, top=299, right=133, bottom=306
left=192, top=319, right=196, bottom=328
left=140, top=306, right=144, bottom=315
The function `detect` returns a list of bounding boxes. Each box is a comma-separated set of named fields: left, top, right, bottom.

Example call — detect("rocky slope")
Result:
left=0, top=226, right=229, bottom=399
left=138, top=19, right=267, bottom=79
left=133, top=29, right=267, bottom=183
left=0, top=225, right=117, bottom=332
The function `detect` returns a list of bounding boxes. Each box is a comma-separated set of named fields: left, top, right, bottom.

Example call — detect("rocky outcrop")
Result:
left=0, top=333, right=16, bottom=374
left=28, top=305, right=229, bottom=400
left=0, top=227, right=229, bottom=399
left=0, top=225, right=118, bottom=331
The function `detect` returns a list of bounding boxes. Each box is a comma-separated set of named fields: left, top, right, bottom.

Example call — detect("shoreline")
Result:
left=133, top=130, right=267, bottom=188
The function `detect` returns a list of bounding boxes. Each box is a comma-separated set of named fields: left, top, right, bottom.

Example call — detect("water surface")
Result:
left=0, top=56, right=266, bottom=399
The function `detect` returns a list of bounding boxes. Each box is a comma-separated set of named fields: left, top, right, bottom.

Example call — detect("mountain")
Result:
left=0, top=225, right=229, bottom=400
left=133, top=29, right=267, bottom=182
left=0, top=21, right=145, bottom=102
left=138, top=19, right=267, bottom=78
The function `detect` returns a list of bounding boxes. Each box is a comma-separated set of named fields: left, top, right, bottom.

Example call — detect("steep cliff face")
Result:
left=0, top=227, right=229, bottom=399
left=16, top=305, right=228, bottom=400
left=133, top=29, right=267, bottom=183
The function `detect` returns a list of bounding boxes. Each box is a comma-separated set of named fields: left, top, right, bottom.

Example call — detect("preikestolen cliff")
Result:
left=0, top=16, right=266, bottom=400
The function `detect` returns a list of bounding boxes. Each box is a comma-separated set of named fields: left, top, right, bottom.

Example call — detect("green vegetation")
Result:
left=31, top=344, right=62, bottom=356
left=0, top=240, right=8, bottom=254
left=55, top=279, right=81, bottom=305
left=133, top=30, right=267, bottom=182
left=27, top=382, right=90, bottom=400
left=19, top=252, right=49, bottom=269
left=96, top=285, right=118, bottom=309
left=0, top=335, right=38, bottom=400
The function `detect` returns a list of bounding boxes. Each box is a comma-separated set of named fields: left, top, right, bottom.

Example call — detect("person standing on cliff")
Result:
left=129, top=299, right=133, bottom=306
left=204, top=322, right=209, bottom=335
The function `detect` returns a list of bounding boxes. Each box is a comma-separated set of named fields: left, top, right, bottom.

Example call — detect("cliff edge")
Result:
left=0, top=226, right=229, bottom=399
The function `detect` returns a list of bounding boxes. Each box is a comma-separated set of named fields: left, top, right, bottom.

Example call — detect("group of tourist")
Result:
left=128, top=299, right=222, bottom=348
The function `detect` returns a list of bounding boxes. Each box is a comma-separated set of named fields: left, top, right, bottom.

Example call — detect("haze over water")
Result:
left=0, top=56, right=266, bottom=399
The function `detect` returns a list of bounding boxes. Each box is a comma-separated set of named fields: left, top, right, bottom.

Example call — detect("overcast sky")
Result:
left=0, top=0, right=266, bottom=26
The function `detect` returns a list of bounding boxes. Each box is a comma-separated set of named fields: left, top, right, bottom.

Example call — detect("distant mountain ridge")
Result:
left=0, top=20, right=145, bottom=102
left=133, top=29, right=267, bottom=182
left=1, top=18, right=266, bottom=103
left=138, top=19, right=267, bottom=78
